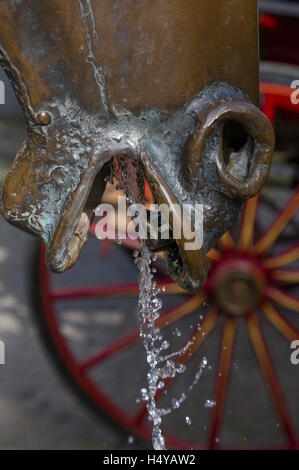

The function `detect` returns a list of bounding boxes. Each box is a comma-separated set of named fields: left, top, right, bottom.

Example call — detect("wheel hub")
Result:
left=211, top=258, right=266, bottom=315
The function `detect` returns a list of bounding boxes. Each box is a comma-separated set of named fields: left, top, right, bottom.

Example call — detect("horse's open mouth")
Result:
left=45, top=152, right=208, bottom=292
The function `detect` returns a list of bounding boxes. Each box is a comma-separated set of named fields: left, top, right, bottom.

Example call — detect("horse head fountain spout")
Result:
left=0, top=0, right=274, bottom=291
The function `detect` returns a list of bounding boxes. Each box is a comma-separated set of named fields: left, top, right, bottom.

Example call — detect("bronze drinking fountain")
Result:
left=0, top=0, right=274, bottom=292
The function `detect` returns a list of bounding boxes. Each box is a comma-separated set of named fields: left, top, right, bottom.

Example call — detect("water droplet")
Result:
left=173, top=328, right=181, bottom=337
left=176, top=364, right=186, bottom=374
left=205, top=399, right=216, bottom=408
left=202, top=357, right=208, bottom=368
left=172, top=398, right=180, bottom=409
left=161, top=340, right=170, bottom=351
left=185, top=416, right=192, bottom=426
left=141, top=388, right=149, bottom=401
left=161, top=360, right=176, bottom=378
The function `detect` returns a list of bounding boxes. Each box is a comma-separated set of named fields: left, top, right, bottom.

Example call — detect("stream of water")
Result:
left=109, top=157, right=208, bottom=450
left=136, top=243, right=208, bottom=450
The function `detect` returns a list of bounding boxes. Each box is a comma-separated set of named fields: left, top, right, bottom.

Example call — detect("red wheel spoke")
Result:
left=238, top=196, right=259, bottom=252
left=79, top=329, right=140, bottom=372
left=156, top=281, right=191, bottom=296
left=263, top=243, right=299, bottom=270
left=156, top=292, right=208, bottom=329
left=51, top=279, right=188, bottom=301
left=207, top=248, right=222, bottom=262
left=51, top=283, right=140, bottom=301
left=208, top=316, right=236, bottom=449
left=172, top=305, right=219, bottom=365
left=159, top=305, right=219, bottom=395
left=270, top=268, right=299, bottom=285
left=260, top=83, right=294, bottom=101
left=253, top=188, right=299, bottom=256
left=134, top=305, right=219, bottom=425
left=218, top=231, right=235, bottom=251
left=79, top=293, right=207, bottom=372
left=267, top=287, right=299, bottom=313
left=247, top=313, right=297, bottom=448
left=262, top=301, right=299, bottom=342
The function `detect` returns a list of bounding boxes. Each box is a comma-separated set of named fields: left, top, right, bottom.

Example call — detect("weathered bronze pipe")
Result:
left=0, top=0, right=274, bottom=291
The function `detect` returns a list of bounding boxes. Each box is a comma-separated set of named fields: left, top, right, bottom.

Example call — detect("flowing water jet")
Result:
left=110, top=156, right=209, bottom=450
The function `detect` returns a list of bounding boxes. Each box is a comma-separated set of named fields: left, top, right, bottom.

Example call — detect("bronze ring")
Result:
left=212, top=101, right=275, bottom=199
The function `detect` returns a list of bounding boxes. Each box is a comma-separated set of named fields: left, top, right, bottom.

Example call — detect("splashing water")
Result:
left=135, top=242, right=208, bottom=450
left=205, top=399, right=216, bottom=409
left=136, top=242, right=166, bottom=449
left=109, top=156, right=208, bottom=450
left=185, top=416, right=192, bottom=426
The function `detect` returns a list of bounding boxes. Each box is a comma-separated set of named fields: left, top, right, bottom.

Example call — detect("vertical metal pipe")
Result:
left=0, top=0, right=259, bottom=116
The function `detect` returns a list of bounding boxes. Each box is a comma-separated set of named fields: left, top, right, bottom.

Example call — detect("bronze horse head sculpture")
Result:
left=0, top=0, right=274, bottom=291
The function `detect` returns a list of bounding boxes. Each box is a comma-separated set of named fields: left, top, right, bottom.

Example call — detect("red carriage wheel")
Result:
left=31, top=62, right=299, bottom=449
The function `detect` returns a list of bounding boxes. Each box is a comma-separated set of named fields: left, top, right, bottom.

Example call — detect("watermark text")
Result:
left=290, top=80, right=299, bottom=105
left=0, top=340, right=5, bottom=365
left=290, top=340, right=299, bottom=365
left=94, top=196, right=203, bottom=251
left=0, top=80, right=4, bottom=104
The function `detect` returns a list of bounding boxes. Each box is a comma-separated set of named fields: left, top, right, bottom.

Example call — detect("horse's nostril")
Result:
left=222, top=121, right=254, bottom=182
left=214, top=101, right=275, bottom=200
left=223, top=121, right=248, bottom=155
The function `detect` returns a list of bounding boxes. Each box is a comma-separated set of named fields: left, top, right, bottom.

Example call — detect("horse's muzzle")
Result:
left=0, top=0, right=274, bottom=291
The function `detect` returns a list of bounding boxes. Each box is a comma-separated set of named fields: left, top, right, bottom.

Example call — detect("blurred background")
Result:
left=0, top=0, right=299, bottom=450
